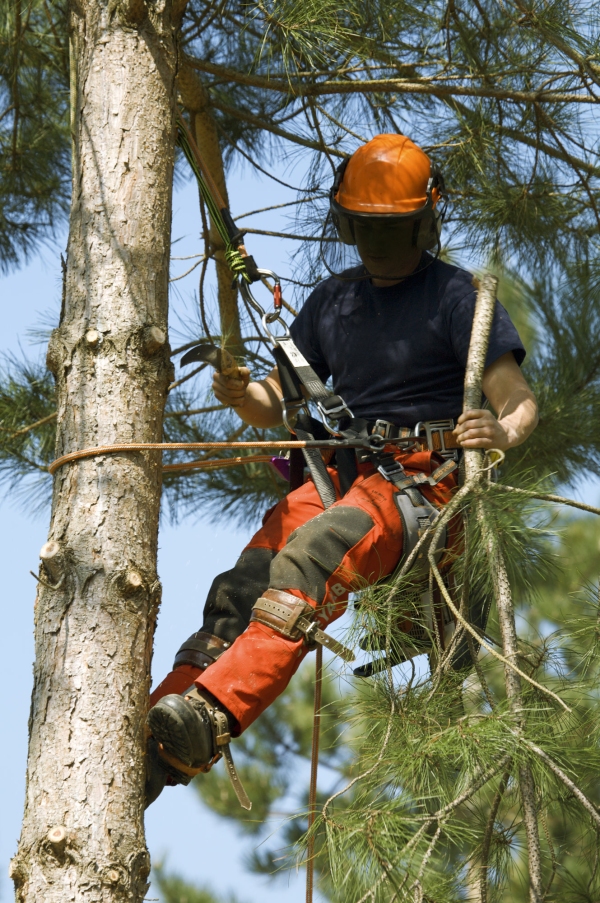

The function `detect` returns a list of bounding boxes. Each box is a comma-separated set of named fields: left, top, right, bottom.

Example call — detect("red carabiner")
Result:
left=273, top=283, right=282, bottom=310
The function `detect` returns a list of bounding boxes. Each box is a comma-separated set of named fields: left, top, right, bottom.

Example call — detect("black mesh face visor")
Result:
left=330, top=197, right=441, bottom=251
left=320, top=205, right=445, bottom=283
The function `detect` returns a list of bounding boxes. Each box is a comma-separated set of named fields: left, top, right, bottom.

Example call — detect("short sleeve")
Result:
left=449, top=288, right=526, bottom=368
left=289, top=291, right=331, bottom=383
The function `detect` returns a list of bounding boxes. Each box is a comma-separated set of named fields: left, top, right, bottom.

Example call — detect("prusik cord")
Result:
left=48, top=441, right=319, bottom=475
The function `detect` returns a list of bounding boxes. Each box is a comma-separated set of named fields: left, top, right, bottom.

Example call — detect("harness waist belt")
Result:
left=369, top=418, right=460, bottom=459
left=251, top=590, right=354, bottom=662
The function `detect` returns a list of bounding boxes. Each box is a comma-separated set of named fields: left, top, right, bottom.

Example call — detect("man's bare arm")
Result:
left=212, top=366, right=284, bottom=429
left=454, top=351, right=539, bottom=451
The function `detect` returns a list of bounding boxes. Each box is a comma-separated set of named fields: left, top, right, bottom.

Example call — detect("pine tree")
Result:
left=8, top=1, right=180, bottom=900
left=3, top=2, right=600, bottom=901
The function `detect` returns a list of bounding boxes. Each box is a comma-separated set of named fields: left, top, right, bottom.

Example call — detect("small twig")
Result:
left=490, top=484, right=600, bottom=517
left=168, top=362, right=207, bottom=391
left=30, top=571, right=65, bottom=590
left=169, top=255, right=206, bottom=282
left=164, top=404, right=225, bottom=418
left=479, top=766, right=512, bottom=903
left=3, top=411, right=57, bottom=439
left=519, top=736, right=600, bottom=828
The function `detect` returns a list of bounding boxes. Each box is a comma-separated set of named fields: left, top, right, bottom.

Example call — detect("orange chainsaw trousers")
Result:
left=192, top=449, right=457, bottom=733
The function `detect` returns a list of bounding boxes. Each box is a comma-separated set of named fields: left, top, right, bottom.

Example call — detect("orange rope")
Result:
left=306, top=645, right=323, bottom=903
left=48, top=441, right=314, bottom=475
left=162, top=454, right=274, bottom=474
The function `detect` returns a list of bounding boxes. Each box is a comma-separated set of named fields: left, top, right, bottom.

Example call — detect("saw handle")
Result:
left=218, top=347, right=241, bottom=380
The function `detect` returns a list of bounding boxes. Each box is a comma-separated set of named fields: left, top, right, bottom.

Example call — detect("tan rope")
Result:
left=306, top=643, right=323, bottom=903
left=48, top=441, right=317, bottom=475
left=162, top=454, right=274, bottom=474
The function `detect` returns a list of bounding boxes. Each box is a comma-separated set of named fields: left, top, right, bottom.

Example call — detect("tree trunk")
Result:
left=10, top=2, right=178, bottom=900
left=178, top=63, right=243, bottom=354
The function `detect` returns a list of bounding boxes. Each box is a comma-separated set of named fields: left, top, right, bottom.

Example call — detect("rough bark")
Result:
left=178, top=63, right=243, bottom=354
left=11, top=2, right=178, bottom=900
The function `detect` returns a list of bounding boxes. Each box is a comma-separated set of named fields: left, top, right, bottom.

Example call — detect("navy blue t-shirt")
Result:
left=289, top=257, right=526, bottom=426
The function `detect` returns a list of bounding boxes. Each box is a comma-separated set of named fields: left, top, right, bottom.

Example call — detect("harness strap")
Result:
left=184, top=687, right=252, bottom=811
left=372, top=451, right=455, bottom=577
left=251, top=590, right=354, bottom=663
left=293, top=420, right=337, bottom=509
left=173, top=631, right=231, bottom=672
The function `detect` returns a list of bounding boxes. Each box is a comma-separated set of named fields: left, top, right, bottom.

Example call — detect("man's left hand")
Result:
left=453, top=409, right=512, bottom=451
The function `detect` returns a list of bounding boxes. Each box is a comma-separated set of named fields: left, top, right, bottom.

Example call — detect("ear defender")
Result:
left=330, top=158, right=356, bottom=245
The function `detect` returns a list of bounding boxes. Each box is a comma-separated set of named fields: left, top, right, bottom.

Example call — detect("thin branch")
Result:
left=490, top=485, right=600, bottom=517
left=209, top=98, right=346, bottom=158
left=520, top=736, right=600, bottom=829
left=164, top=405, right=225, bottom=418
left=188, top=56, right=600, bottom=104
left=2, top=411, right=57, bottom=439
left=479, top=766, right=512, bottom=903
left=168, top=362, right=207, bottom=391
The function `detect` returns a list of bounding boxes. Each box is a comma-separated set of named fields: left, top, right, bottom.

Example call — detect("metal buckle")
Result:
left=377, top=458, right=404, bottom=481
left=316, top=398, right=353, bottom=436
left=372, top=418, right=394, bottom=439
left=414, top=419, right=458, bottom=461
left=281, top=399, right=310, bottom=434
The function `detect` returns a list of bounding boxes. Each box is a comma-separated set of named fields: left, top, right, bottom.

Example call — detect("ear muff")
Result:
left=330, top=158, right=356, bottom=244
left=413, top=208, right=443, bottom=250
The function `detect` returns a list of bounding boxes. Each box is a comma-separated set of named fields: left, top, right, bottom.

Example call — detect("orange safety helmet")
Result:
left=330, top=134, right=446, bottom=251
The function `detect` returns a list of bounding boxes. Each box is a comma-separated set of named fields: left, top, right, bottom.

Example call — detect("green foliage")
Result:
left=0, top=0, right=69, bottom=271
left=0, top=353, right=56, bottom=511
left=153, top=862, right=244, bottom=903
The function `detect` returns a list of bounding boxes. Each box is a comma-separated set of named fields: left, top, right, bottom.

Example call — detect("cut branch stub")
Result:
left=46, top=826, right=67, bottom=851
left=39, top=541, right=65, bottom=584
left=121, top=569, right=144, bottom=597
left=85, top=329, right=100, bottom=349
left=142, top=325, right=166, bottom=357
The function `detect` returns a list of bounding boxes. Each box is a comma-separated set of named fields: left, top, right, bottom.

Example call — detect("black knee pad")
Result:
left=200, top=546, right=275, bottom=643
left=269, top=506, right=374, bottom=603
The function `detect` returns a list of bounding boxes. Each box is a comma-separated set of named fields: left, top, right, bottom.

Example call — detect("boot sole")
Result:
left=147, top=695, right=212, bottom=769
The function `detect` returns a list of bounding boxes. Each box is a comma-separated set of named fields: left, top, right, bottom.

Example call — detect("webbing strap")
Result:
left=275, top=336, right=331, bottom=402
left=184, top=687, right=252, bottom=811
left=212, top=710, right=252, bottom=811
left=294, top=423, right=337, bottom=509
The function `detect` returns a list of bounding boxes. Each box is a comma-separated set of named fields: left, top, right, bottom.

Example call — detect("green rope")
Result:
left=177, top=122, right=251, bottom=285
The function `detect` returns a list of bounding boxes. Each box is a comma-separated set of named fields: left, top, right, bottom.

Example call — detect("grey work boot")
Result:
left=147, top=688, right=218, bottom=772
left=146, top=686, right=251, bottom=810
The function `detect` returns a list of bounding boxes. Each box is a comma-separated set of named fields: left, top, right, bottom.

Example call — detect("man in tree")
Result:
left=145, top=134, right=538, bottom=805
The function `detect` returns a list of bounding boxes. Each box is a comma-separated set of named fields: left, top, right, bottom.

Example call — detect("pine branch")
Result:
left=187, top=54, right=600, bottom=104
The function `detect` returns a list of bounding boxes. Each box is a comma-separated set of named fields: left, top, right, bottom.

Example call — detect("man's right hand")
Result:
left=212, top=367, right=251, bottom=408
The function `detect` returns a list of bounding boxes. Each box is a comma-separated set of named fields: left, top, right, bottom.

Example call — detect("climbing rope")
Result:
left=176, top=117, right=252, bottom=285
left=47, top=438, right=386, bottom=476
left=306, top=643, right=323, bottom=903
